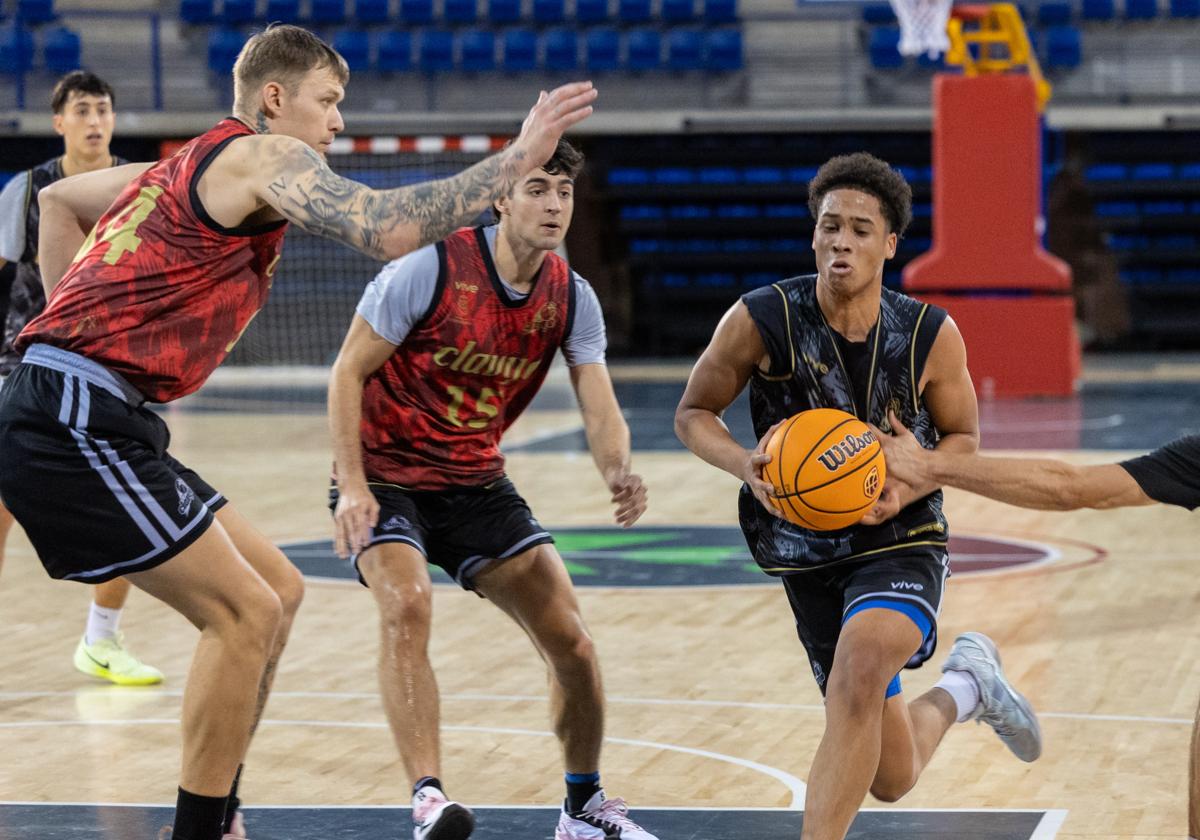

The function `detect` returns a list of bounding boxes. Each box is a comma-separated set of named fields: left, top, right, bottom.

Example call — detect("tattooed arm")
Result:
left=245, top=82, right=596, bottom=260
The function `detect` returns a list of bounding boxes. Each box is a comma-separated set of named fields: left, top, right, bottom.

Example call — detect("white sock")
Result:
left=85, top=603, right=122, bottom=645
left=935, top=669, right=981, bottom=723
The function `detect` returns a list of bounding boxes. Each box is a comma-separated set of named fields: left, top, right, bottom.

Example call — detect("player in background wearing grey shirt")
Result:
left=328, top=140, right=658, bottom=840
left=0, top=71, right=162, bottom=687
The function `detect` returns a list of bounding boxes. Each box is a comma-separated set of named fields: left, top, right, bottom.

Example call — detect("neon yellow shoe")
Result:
left=73, top=633, right=164, bottom=686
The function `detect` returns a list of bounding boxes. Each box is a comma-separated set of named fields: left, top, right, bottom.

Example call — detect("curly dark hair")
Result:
left=807, top=152, right=913, bottom=237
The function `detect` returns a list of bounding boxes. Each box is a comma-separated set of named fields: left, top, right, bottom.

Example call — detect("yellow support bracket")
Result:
left=945, top=2, right=1052, bottom=111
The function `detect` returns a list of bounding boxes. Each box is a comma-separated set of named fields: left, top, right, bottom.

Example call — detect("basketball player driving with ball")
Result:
left=674, top=152, right=1044, bottom=840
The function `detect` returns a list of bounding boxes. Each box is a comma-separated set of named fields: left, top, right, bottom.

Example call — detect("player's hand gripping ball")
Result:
left=763, top=408, right=886, bottom=531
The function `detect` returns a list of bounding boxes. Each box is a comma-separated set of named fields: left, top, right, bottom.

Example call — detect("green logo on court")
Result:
left=281, top=528, right=1051, bottom=587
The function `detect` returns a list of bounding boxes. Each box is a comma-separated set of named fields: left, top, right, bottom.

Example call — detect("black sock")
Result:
left=172, top=787, right=228, bottom=840
left=413, top=776, right=444, bottom=797
left=565, top=772, right=601, bottom=814
left=222, top=764, right=244, bottom=832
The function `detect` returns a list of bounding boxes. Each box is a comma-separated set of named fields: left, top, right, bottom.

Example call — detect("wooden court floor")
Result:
left=0, top=368, right=1196, bottom=840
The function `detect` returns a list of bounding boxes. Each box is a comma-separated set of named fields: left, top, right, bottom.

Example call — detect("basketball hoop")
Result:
left=888, top=0, right=953, bottom=57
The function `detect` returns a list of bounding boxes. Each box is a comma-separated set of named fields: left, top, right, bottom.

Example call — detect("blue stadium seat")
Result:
left=700, top=166, right=739, bottom=184
left=419, top=28, right=454, bottom=71
left=1171, top=0, right=1200, bottom=15
left=1044, top=24, right=1081, bottom=68
left=868, top=26, right=904, bottom=69
left=1036, top=1, right=1072, bottom=24
left=653, top=166, right=694, bottom=184
left=0, top=23, right=34, bottom=73
left=617, top=0, right=650, bottom=22
left=222, top=0, right=256, bottom=24
left=861, top=2, right=897, bottom=22
left=575, top=0, right=608, bottom=22
left=585, top=27, right=619, bottom=71
left=376, top=29, right=413, bottom=70
left=503, top=27, right=537, bottom=69
left=1180, top=162, right=1200, bottom=179
left=265, top=0, right=301, bottom=22
left=488, top=0, right=521, bottom=22
left=544, top=26, right=578, bottom=69
left=333, top=28, right=370, bottom=70
left=704, top=26, right=741, bottom=70
left=1085, top=163, right=1128, bottom=180
left=445, top=0, right=478, bottom=23
left=1132, top=162, right=1174, bottom=179
left=626, top=27, right=659, bottom=69
left=401, top=0, right=435, bottom=23
left=1124, top=0, right=1157, bottom=16
left=666, top=28, right=703, bottom=70
left=207, top=27, right=243, bottom=74
left=607, top=166, right=649, bottom=185
left=17, top=0, right=55, bottom=25
left=42, top=24, right=80, bottom=73
left=181, top=0, right=217, bottom=24
left=1081, top=0, right=1114, bottom=18
left=703, top=0, right=737, bottom=23
left=533, top=0, right=566, bottom=22
left=311, top=0, right=348, bottom=24
left=354, top=0, right=390, bottom=24
left=459, top=28, right=495, bottom=70
left=662, top=0, right=694, bottom=20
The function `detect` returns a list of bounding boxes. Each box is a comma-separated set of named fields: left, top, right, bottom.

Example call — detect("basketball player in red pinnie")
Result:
left=328, top=139, right=657, bottom=840
left=674, top=153, right=1044, bottom=840
left=0, top=24, right=596, bottom=840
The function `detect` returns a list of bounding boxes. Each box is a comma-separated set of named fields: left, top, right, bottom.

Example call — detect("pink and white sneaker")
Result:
left=412, top=786, right=475, bottom=840
left=223, top=810, right=247, bottom=839
left=555, top=791, right=658, bottom=840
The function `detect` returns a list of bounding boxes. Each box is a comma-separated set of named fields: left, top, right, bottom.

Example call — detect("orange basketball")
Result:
left=763, top=408, right=886, bottom=531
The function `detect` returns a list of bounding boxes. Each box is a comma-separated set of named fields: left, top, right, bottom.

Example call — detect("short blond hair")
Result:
left=233, top=24, right=349, bottom=109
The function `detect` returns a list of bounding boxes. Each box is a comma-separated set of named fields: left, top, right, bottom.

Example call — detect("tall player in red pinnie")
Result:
left=328, top=140, right=657, bottom=840
left=0, top=25, right=596, bottom=840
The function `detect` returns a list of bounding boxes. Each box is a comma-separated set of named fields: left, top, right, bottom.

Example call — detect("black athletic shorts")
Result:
left=0, top=345, right=226, bottom=584
left=780, top=548, right=950, bottom=695
left=328, top=476, right=554, bottom=590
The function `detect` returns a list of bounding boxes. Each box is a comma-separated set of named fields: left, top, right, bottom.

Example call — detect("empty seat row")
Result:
left=1120, top=268, right=1200, bottom=285
left=1109, top=233, right=1199, bottom=250
left=867, top=24, right=1082, bottom=69
left=619, top=202, right=811, bottom=220
left=1086, top=162, right=1200, bottom=180
left=860, top=0, right=1198, bottom=24
left=182, top=0, right=736, bottom=26
left=644, top=271, right=782, bottom=289
left=208, top=24, right=741, bottom=72
left=608, top=163, right=935, bottom=187
left=0, top=23, right=80, bottom=74
left=1095, top=199, right=1200, bottom=216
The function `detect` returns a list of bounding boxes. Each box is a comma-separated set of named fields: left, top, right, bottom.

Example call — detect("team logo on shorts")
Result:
left=863, top=465, right=880, bottom=497
left=175, top=478, right=195, bottom=516
left=380, top=515, right=411, bottom=532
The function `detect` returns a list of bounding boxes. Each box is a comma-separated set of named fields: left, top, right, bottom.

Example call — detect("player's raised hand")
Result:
left=512, top=82, right=597, bottom=172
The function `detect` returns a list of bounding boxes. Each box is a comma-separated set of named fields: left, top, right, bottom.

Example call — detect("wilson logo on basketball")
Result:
left=863, top=465, right=880, bottom=497
left=816, top=430, right=878, bottom=472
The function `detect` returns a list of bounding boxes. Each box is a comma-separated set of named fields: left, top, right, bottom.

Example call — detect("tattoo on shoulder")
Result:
left=263, top=139, right=529, bottom=259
